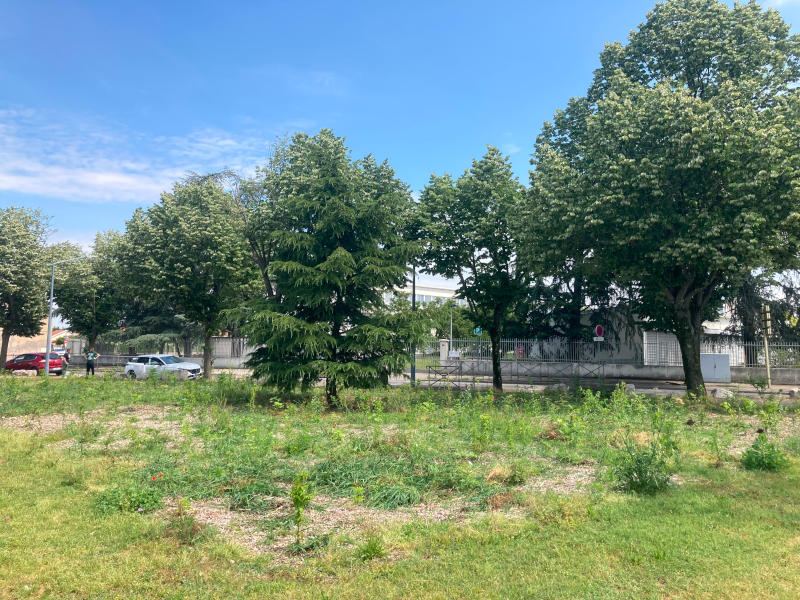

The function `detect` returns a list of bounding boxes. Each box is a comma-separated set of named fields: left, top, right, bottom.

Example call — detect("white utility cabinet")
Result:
left=700, top=353, right=731, bottom=383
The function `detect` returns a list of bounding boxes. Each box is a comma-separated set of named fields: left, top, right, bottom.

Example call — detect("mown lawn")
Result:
left=1, top=375, right=799, bottom=599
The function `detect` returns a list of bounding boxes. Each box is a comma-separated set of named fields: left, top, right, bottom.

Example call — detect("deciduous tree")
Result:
left=0, top=207, right=49, bottom=366
left=525, top=0, right=800, bottom=394
left=53, top=232, right=125, bottom=347
left=420, top=147, right=530, bottom=394
left=125, top=180, right=255, bottom=376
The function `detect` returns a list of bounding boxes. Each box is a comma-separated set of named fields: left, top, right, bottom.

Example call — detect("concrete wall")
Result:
left=731, top=367, right=800, bottom=386
left=439, top=358, right=685, bottom=382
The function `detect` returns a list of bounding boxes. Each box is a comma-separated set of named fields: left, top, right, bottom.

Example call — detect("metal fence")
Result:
left=643, top=331, right=800, bottom=368
left=63, top=333, right=800, bottom=372
left=440, top=338, right=639, bottom=364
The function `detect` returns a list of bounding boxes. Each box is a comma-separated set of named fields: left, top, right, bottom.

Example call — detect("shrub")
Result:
left=611, top=439, right=673, bottom=495
left=741, top=434, right=789, bottom=471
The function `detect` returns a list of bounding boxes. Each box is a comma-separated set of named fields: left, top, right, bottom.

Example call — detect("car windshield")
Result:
left=160, top=356, right=182, bottom=364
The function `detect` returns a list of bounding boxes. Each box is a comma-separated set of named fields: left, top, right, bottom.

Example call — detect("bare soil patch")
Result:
left=0, top=405, right=193, bottom=449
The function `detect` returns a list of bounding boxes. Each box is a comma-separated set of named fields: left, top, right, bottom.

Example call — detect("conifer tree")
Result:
left=241, top=130, right=419, bottom=400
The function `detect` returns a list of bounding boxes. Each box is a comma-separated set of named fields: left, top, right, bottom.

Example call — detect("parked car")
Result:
left=4, top=352, right=64, bottom=375
left=123, top=354, right=202, bottom=380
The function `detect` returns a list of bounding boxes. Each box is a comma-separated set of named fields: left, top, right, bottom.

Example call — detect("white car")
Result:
left=124, top=354, right=202, bottom=380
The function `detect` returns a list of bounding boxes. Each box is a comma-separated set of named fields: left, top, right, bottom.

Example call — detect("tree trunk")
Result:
left=675, top=312, right=705, bottom=396
left=568, top=275, right=583, bottom=342
left=0, top=329, right=11, bottom=368
left=202, top=333, right=213, bottom=379
left=174, top=341, right=182, bottom=357
left=489, top=309, right=503, bottom=395
left=325, top=377, right=337, bottom=403
left=183, top=337, right=193, bottom=358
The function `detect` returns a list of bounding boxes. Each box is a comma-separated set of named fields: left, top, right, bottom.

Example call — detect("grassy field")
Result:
left=1, top=375, right=800, bottom=599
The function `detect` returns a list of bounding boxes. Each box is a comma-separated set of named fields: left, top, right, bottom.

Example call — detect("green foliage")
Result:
left=95, top=481, right=163, bottom=514
left=741, top=434, right=789, bottom=472
left=611, top=413, right=677, bottom=495
left=368, top=481, right=421, bottom=509
left=290, top=472, right=313, bottom=544
left=123, top=179, right=256, bottom=374
left=611, top=439, right=674, bottom=495
left=239, top=130, right=420, bottom=399
left=523, top=0, right=800, bottom=394
left=419, top=147, right=530, bottom=392
left=0, top=207, right=49, bottom=365
left=53, top=232, right=125, bottom=345
left=5, top=373, right=800, bottom=597
left=356, top=534, right=387, bottom=561
left=472, top=413, right=492, bottom=452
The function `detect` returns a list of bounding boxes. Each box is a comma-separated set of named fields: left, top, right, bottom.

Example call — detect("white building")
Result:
left=384, top=279, right=467, bottom=307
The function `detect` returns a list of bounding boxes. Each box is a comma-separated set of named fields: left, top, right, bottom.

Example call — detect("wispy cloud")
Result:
left=502, top=143, right=521, bottom=155
left=0, top=108, right=273, bottom=204
left=765, top=0, right=800, bottom=7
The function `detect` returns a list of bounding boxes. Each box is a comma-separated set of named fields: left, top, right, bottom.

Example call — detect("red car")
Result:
left=4, top=352, right=64, bottom=375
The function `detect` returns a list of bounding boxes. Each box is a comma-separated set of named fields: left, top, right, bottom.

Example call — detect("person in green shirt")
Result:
left=84, top=347, right=100, bottom=376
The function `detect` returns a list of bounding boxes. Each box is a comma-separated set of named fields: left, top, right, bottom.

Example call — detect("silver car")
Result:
left=124, top=354, right=202, bottom=380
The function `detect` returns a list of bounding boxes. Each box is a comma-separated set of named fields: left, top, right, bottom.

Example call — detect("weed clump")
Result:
left=95, top=483, right=163, bottom=514
left=741, top=434, right=789, bottom=471
left=163, top=498, right=214, bottom=546
left=356, top=534, right=387, bottom=561
left=368, top=481, right=421, bottom=509
left=611, top=439, right=674, bottom=494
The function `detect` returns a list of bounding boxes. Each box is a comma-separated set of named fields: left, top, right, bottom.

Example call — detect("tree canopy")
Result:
left=238, top=130, right=420, bottom=400
left=420, top=146, right=530, bottom=393
left=124, top=180, right=256, bottom=375
left=524, top=0, right=800, bottom=393
left=0, top=207, right=49, bottom=366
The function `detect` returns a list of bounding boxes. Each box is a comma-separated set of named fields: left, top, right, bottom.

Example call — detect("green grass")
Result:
left=1, top=375, right=800, bottom=598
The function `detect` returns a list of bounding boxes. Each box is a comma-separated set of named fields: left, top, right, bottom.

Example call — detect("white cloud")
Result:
left=0, top=108, right=274, bottom=204
left=48, top=228, right=97, bottom=252
left=765, top=0, right=800, bottom=7
left=502, top=143, right=522, bottom=155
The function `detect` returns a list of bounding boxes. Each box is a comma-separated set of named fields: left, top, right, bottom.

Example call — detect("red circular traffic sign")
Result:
left=594, top=325, right=604, bottom=337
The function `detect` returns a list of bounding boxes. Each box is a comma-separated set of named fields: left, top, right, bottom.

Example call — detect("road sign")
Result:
left=474, top=327, right=482, bottom=335
left=594, top=324, right=604, bottom=342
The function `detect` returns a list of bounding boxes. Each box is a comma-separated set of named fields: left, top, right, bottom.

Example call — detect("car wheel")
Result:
left=127, top=370, right=137, bottom=380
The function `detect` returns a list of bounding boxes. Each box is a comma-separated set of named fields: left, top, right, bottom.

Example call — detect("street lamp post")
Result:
left=410, top=265, right=416, bottom=386
left=44, top=257, right=84, bottom=376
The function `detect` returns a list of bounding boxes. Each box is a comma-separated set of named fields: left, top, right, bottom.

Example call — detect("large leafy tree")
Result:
left=0, top=207, right=49, bottom=366
left=525, top=0, right=800, bottom=394
left=126, top=180, right=255, bottom=376
left=52, top=232, right=126, bottom=347
left=240, top=130, right=419, bottom=400
left=420, top=147, right=530, bottom=394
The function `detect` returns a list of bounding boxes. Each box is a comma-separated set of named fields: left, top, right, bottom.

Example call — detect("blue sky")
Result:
left=1, top=0, right=799, bottom=251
